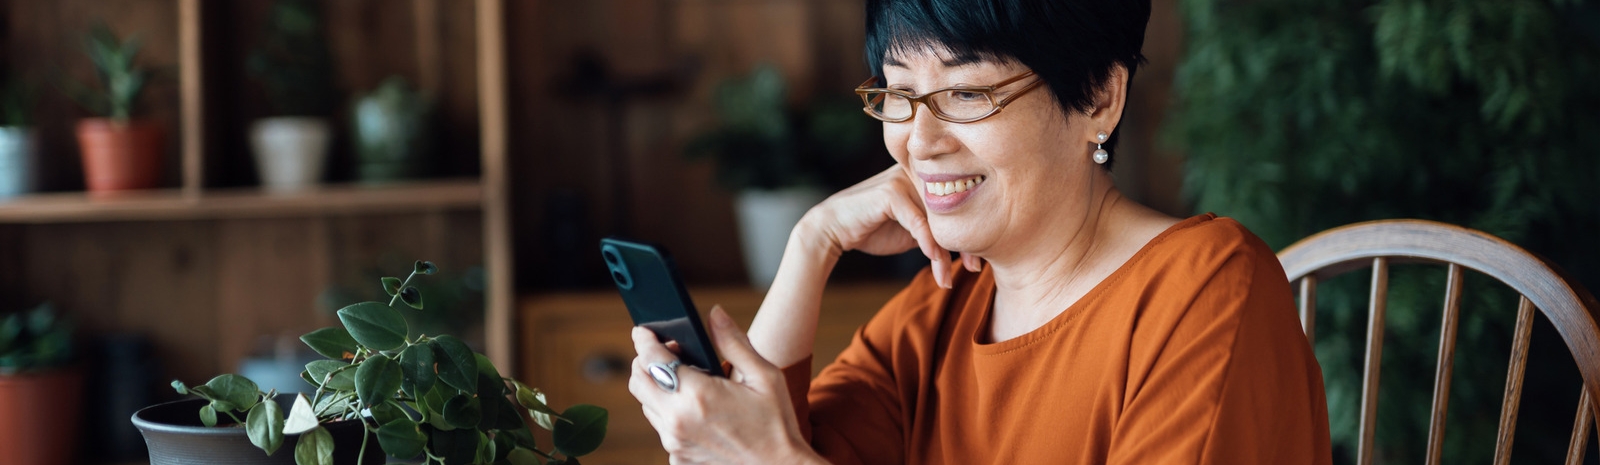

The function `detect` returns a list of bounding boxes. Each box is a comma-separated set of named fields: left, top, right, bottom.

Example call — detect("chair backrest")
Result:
left=1277, top=219, right=1600, bottom=465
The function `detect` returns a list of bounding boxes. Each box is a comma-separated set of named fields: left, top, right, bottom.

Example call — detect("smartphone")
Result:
left=600, top=238, right=725, bottom=377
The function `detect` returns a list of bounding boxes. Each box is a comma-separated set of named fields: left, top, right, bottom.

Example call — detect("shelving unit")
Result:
left=0, top=0, right=516, bottom=375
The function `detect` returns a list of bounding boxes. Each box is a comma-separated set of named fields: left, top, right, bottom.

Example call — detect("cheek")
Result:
left=883, top=124, right=909, bottom=163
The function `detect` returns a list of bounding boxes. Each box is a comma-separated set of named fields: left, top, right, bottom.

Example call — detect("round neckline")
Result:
left=970, top=213, right=1218, bottom=355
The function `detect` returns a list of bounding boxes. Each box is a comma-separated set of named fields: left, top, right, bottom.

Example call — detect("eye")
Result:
left=950, top=90, right=985, bottom=101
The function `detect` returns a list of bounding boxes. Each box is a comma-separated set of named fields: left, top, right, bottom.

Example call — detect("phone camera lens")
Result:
left=612, top=270, right=631, bottom=289
left=602, top=248, right=620, bottom=265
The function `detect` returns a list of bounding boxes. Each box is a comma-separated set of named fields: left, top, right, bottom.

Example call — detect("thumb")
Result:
left=706, top=305, right=773, bottom=381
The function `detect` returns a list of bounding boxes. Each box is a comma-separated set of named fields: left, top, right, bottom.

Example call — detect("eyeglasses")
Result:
left=854, top=70, right=1044, bottom=124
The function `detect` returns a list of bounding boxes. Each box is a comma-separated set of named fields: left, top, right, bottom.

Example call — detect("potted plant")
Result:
left=352, top=76, right=433, bottom=183
left=685, top=63, right=874, bottom=288
left=247, top=0, right=337, bottom=191
left=66, top=24, right=164, bottom=193
left=0, top=75, right=38, bottom=199
left=133, top=261, right=607, bottom=465
left=0, top=303, right=83, bottom=465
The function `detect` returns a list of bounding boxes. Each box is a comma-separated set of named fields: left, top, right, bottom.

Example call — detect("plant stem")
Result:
left=357, top=422, right=371, bottom=465
left=388, top=271, right=417, bottom=307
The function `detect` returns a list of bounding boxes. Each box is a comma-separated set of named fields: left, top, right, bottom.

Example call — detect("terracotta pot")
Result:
left=132, top=394, right=383, bottom=465
left=0, top=367, right=85, bottom=465
left=75, top=118, right=166, bottom=192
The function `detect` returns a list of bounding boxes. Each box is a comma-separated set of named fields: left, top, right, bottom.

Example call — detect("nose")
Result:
left=903, top=106, right=959, bottom=161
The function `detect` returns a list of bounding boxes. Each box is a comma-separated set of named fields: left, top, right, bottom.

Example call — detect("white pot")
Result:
left=0, top=127, right=37, bottom=199
left=250, top=117, right=331, bottom=191
left=734, top=187, right=829, bottom=289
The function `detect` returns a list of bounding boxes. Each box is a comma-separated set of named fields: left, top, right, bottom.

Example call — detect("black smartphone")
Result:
left=600, top=238, right=725, bottom=377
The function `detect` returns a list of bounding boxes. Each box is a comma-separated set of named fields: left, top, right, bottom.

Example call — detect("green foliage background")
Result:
left=1167, top=0, right=1600, bottom=462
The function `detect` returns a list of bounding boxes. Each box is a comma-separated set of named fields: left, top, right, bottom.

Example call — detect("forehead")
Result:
left=882, top=44, right=1012, bottom=72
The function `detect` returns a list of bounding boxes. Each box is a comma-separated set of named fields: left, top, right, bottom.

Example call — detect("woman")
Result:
left=630, top=0, right=1333, bottom=463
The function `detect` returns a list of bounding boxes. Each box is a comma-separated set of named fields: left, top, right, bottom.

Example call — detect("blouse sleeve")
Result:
left=1106, top=243, right=1332, bottom=464
left=780, top=283, right=928, bottom=465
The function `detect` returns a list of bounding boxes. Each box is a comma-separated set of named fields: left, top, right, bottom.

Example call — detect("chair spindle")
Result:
left=1424, top=264, right=1465, bottom=465
left=1299, top=276, right=1318, bottom=342
left=1493, top=296, right=1536, bottom=465
left=1357, top=257, right=1389, bottom=465
left=1566, top=390, right=1592, bottom=465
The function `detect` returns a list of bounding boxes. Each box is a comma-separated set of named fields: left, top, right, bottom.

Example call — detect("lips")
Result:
left=918, top=173, right=986, bottom=214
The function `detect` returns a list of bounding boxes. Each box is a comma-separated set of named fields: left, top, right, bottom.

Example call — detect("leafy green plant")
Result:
left=64, top=24, right=153, bottom=122
left=1167, top=0, right=1599, bottom=462
left=248, top=0, right=336, bottom=116
left=685, top=63, right=874, bottom=191
left=0, top=303, right=73, bottom=375
left=0, top=75, right=36, bottom=126
left=172, top=261, right=608, bottom=465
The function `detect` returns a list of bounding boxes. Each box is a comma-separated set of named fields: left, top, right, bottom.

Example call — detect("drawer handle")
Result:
left=582, top=352, right=631, bottom=383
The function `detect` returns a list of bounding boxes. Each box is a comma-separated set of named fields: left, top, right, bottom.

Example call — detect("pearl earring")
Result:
left=1093, top=132, right=1109, bottom=164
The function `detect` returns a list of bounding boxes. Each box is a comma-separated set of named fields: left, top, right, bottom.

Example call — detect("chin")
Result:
left=928, top=219, right=988, bottom=255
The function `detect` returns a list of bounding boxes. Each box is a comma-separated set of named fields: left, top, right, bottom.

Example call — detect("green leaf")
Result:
left=399, top=287, right=423, bottom=310
left=246, top=399, right=286, bottom=456
left=199, top=404, right=217, bottom=427
left=305, top=360, right=356, bottom=391
left=369, top=399, right=404, bottom=425
left=205, top=374, right=261, bottom=413
left=283, top=393, right=319, bottom=435
left=506, top=448, right=539, bottom=465
left=421, top=383, right=455, bottom=431
left=431, top=335, right=477, bottom=394
left=298, top=370, right=319, bottom=389
left=376, top=418, right=426, bottom=459
left=399, top=343, right=437, bottom=397
left=171, top=379, right=189, bottom=395
left=293, top=425, right=334, bottom=465
left=491, top=431, right=515, bottom=462
left=414, top=260, right=438, bottom=275
left=381, top=277, right=403, bottom=297
left=443, top=393, right=482, bottom=429
left=336, top=301, right=409, bottom=350
left=488, top=391, right=526, bottom=431
left=300, top=327, right=359, bottom=360
left=506, top=428, right=536, bottom=450
left=553, top=404, right=608, bottom=457
left=355, top=353, right=403, bottom=408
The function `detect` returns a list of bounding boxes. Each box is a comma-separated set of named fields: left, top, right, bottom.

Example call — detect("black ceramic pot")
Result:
left=131, top=394, right=383, bottom=465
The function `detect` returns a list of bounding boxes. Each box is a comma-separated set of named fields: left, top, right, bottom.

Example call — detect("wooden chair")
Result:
left=1277, top=219, right=1600, bottom=465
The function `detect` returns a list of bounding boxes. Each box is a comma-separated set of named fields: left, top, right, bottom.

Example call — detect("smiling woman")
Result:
left=626, top=0, right=1334, bottom=463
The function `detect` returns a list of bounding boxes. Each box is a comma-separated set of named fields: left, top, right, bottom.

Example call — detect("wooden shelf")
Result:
left=0, top=178, right=483, bottom=224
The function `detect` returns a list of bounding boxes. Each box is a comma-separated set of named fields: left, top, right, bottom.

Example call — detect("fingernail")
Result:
left=710, top=305, right=730, bottom=327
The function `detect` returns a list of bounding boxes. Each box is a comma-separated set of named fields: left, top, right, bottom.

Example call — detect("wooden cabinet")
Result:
left=518, top=283, right=906, bottom=464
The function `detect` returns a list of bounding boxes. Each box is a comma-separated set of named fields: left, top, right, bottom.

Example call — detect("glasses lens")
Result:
left=930, top=90, right=997, bottom=121
left=865, top=92, right=913, bottom=121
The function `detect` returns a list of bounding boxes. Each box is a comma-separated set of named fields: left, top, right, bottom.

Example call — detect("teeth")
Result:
left=926, top=176, right=984, bottom=197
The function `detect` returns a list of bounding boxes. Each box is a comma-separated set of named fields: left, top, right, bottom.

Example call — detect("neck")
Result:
left=986, top=170, right=1123, bottom=318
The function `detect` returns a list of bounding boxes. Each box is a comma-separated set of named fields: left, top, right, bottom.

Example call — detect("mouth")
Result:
left=924, top=175, right=986, bottom=197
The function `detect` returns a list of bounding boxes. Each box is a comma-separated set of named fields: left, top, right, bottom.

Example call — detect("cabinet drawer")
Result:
left=518, top=284, right=903, bottom=464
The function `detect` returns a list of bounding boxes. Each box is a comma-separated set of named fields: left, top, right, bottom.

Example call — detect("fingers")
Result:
left=705, top=306, right=775, bottom=384
left=884, top=190, right=952, bottom=289
left=961, top=252, right=983, bottom=272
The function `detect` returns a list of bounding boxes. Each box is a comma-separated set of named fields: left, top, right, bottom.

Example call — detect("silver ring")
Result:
left=646, top=360, right=683, bottom=392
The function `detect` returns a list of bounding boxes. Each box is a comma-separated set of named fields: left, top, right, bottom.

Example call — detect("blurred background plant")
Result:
left=0, top=303, right=73, bottom=374
left=247, top=0, right=336, bottom=118
left=685, top=63, right=875, bottom=192
left=1168, top=0, right=1600, bottom=462
left=63, top=24, right=152, bottom=123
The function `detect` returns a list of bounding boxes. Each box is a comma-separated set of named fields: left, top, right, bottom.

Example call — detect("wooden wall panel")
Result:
left=3, top=0, right=182, bottom=192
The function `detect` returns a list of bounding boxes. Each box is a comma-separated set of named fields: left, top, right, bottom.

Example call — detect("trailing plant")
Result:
left=64, top=24, right=152, bottom=123
left=172, top=261, right=607, bottom=465
left=248, top=0, right=336, bottom=116
left=685, top=63, right=875, bottom=191
left=0, top=303, right=73, bottom=375
left=1167, top=0, right=1600, bottom=462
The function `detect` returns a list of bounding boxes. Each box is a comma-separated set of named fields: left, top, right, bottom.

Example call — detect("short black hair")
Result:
left=864, top=0, right=1151, bottom=167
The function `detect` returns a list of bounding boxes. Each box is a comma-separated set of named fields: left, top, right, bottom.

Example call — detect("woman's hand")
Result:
left=797, top=164, right=982, bottom=288
left=629, top=306, right=824, bottom=465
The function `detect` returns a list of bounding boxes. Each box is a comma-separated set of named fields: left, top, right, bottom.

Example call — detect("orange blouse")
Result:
left=782, top=214, right=1332, bottom=464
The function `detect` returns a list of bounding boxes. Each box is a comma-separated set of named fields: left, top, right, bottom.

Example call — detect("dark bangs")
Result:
left=864, top=0, right=1150, bottom=118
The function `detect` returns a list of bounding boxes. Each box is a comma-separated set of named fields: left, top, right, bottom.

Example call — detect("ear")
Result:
left=1086, top=64, right=1130, bottom=138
